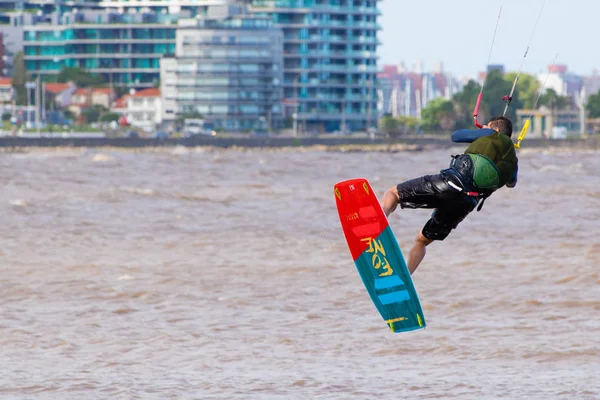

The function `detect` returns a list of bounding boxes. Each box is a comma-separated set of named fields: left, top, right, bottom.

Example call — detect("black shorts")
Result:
left=396, top=174, right=478, bottom=241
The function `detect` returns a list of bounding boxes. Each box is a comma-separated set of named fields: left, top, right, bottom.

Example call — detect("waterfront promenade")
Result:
left=0, top=135, right=599, bottom=150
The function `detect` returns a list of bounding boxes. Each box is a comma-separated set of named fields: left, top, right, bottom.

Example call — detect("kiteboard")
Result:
left=334, top=178, right=426, bottom=333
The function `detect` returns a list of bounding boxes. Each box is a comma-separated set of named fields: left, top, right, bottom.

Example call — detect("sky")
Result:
left=378, top=0, right=597, bottom=78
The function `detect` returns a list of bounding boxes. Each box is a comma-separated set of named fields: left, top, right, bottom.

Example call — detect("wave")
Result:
left=117, top=186, right=158, bottom=197
left=9, top=199, right=28, bottom=207
left=91, top=153, right=116, bottom=163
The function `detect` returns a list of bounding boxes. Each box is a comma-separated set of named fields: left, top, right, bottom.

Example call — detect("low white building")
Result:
left=0, top=77, right=13, bottom=104
left=44, top=82, right=78, bottom=109
left=111, top=88, right=162, bottom=130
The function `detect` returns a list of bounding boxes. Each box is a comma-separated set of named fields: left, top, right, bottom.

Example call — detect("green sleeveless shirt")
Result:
left=464, top=131, right=518, bottom=191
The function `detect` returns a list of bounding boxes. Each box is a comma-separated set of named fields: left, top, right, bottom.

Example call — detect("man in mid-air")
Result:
left=381, top=116, right=519, bottom=275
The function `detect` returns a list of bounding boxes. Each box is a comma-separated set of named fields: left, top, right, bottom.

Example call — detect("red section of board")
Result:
left=334, top=178, right=389, bottom=261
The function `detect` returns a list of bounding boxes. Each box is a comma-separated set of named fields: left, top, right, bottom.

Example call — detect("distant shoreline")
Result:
left=0, top=135, right=598, bottom=151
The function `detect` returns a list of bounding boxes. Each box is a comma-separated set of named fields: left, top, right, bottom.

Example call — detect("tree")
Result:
left=421, top=98, right=455, bottom=132
left=446, top=72, right=545, bottom=130
left=504, top=72, right=540, bottom=110
left=11, top=51, right=27, bottom=106
left=379, top=115, right=419, bottom=138
left=452, top=79, right=481, bottom=129
left=99, top=112, right=120, bottom=123
left=113, top=86, right=130, bottom=98
left=586, top=91, right=600, bottom=118
left=397, top=116, right=419, bottom=131
left=63, top=109, right=75, bottom=121
left=81, top=108, right=100, bottom=123
left=380, top=114, right=399, bottom=135
left=539, top=88, right=570, bottom=111
left=481, top=69, right=513, bottom=120
left=57, top=67, right=105, bottom=87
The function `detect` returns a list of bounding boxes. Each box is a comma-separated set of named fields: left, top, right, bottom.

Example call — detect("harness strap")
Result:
left=476, top=196, right=489, bottom=212
left=447, top=180, right=490, bottom=212
left=447, top=180, right=480, bottom=197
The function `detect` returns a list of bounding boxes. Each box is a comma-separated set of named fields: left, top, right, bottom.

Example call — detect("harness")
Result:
left=446, top=179, right=491, bottom=212
left=444, top=154, right=500, bottom=212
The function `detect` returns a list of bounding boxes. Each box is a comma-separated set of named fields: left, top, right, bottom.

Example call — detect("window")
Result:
left=210, top=105, right=227, bottom=114
left=239, top=64, right=259, bottom=73
left=240, top=105, right=259, bottom=114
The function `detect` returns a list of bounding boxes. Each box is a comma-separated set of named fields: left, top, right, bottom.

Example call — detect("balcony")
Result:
left=283, top=20, right=381, bottom=30
left=283, top=33, right=379, bottom=45
left=250, top=1, right=381, bottom=16
left=25, top=53, right=166, bottom=59
left=283, top=64, right=378, bottom=73
left=283, top=49, right=378, bottom=59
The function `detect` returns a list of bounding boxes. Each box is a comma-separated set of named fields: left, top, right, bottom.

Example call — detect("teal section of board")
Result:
left=354, top=225, right=426, bottom=333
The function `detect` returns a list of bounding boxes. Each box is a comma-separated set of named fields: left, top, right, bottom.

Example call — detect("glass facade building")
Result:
left=18, top=1, right=231, bottom=87
left=6, top=0, right=382, bottom=132
left=22, top=12, right=178, bottom=87
left=245, top=0, right=380, bottom=132
left=161, top=12, right=283, bottom=131
left=2, top=0, right=230, bottom=17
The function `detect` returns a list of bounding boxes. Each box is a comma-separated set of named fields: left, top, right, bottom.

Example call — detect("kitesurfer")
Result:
left=381, top=116, right=518, bottom=275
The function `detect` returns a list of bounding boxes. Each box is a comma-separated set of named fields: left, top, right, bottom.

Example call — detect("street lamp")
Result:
left=292, top=112, right=297, bottom=137
left=25, top=81, right=36, bottom=130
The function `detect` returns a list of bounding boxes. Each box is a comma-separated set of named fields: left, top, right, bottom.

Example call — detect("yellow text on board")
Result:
left=360, top=237, right=393, bottom=277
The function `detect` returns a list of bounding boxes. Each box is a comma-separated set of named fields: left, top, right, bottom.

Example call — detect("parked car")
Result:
left=154, top=130, right=169, bottom=140
left=183, top=119, right=216, bottom=137
left=251, top=129, right=269, bottom=137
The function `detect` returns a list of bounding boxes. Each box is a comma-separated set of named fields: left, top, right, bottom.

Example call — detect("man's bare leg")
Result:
left=381, top=186, right=433, bottom=274
left=407, top=231, right=433, bottom=275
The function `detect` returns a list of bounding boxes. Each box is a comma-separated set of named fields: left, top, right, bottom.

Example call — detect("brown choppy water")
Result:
left=0, top=145, right=599, bottom=400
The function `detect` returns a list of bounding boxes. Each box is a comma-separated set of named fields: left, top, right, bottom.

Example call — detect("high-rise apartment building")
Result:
left=161, top=5, right=283, bottom=131
left=22, top=11, right=177, bottom=87
left=244, top=0, right=380, bottom=132
left=2, top=0, right=381, bottom=132
left=7, top=1, right=232, bottom=87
